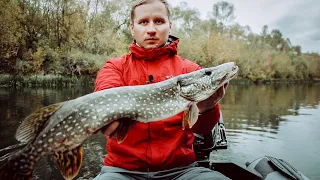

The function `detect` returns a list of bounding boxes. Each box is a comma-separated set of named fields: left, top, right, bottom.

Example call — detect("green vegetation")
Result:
left=0, top=74, right=94, bottom=88
left=0, top=0, right=319, bottom=86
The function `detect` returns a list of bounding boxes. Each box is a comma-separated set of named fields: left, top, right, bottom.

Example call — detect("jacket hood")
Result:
left=129, top=35, right=179, bottom=61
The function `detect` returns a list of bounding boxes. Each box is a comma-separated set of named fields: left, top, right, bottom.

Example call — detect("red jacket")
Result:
left=94, top=37, right=220, bottom=172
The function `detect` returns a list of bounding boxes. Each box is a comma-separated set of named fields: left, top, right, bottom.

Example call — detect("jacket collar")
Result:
left=129, top=35, right=179, bottom=61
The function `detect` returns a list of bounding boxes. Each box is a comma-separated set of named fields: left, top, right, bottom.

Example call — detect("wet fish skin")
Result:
left=0, top=62, right=238, bottom=180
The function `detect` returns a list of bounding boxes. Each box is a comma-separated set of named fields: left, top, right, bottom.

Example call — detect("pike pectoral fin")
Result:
left=182, top=103, right=199, bottom=129
left=182, top=110, right=189, bottom=130
left=188, top=103, right=199, bottom=128
left=15, top=103, right=63, bottom=143
left=110, top=118, right=135, bottom=144
left=54, top=146, right=83, bottom=180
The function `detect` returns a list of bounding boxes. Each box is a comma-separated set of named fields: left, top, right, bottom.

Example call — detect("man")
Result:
left=93, top=0, right=229, bottom=179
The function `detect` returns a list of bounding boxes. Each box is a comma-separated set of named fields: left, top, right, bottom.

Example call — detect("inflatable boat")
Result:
left=193, top=113, right=310, bottom=180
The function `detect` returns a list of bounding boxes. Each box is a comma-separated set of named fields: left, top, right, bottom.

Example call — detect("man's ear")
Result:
left=130, top=22, right=134, bottom=37
left=169, top=21, right=173, bottom=34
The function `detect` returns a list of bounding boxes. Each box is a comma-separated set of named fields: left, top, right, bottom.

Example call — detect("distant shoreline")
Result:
left=230, top=78, right=320, bottom=85
left=0, top=74, right=95, bottom=88
left=1, top=74, right=319, bottom=88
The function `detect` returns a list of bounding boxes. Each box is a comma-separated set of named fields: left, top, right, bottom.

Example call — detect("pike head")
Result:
left=178, top=62, right=238, bottom=102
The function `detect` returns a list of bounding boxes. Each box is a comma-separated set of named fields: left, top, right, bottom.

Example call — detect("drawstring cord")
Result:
left=146, top=122, right=151, bottom=172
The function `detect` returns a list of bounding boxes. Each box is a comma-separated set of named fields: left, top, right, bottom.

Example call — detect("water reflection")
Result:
left=220, top=84, right=320, bottom=132
left=0, top=83, right=319, bottom=179
left=216, top=84, right=320, bottom=179
left=0, top=87, right=94, bottom=150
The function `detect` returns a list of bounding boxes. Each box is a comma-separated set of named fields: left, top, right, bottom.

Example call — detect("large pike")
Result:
left=0, top=62, right=238, bottom=180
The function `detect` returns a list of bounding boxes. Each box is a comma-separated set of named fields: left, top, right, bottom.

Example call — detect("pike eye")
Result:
left=205, top=71, right=212, bottom=76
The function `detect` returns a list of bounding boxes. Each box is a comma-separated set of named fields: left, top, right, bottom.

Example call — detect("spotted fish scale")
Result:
left=0, top=62, right=239, bottom=180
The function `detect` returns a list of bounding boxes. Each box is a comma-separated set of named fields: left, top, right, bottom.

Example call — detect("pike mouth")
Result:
left=218, top=65, right=239, bottom=83
left=219, top=74, right=228, bottom=83
left=230, top=66, right=239, bottom=78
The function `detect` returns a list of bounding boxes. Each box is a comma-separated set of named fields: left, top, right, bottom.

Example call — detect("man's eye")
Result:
left=140, top=20, right=147, bottom=25
left=155, top=20, right=163, bottom=24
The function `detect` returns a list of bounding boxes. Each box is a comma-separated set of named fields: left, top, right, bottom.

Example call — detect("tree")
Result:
left=261, top=25, right=269, bottom=36
left=211, top=1, right=235, bottom=25
left=172, top=1, right=200, bottom=34
left=0, top=0, right=22, bottom=72
left=293, top=45, right=302, bottom=56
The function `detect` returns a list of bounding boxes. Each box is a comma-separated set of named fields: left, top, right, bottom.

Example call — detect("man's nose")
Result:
left=146, top=22, right=156, bottom=35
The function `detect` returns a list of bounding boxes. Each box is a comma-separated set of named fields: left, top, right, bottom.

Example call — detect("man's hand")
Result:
left=197, top=82, right=229, bottom=114
left=101, top=121, right=119, bottom=136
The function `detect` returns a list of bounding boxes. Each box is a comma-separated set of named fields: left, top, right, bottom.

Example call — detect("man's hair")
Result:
left=130, top=0, right=171, bottom=23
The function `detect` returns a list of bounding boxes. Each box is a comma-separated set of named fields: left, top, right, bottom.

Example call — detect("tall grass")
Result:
left=0, top=74, right=95, bottom=88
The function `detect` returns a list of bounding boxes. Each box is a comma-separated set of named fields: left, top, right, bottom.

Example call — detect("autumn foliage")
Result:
left=0, top=0, right=319, bottom=81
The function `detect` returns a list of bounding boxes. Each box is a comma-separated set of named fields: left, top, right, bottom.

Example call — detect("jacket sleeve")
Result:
left=94, top=58, right=125, bottom=92
left=183, top=59, right=221, bottom=134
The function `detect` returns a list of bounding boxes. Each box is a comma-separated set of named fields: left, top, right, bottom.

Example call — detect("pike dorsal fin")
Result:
left=54, top=146, right=83, bottom=180
left=15, top=103, right=63, bottom=143
left=110, top=118, right=135, bottom=144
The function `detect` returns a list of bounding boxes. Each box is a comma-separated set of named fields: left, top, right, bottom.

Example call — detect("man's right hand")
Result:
left=101, top=121, right=119, bottom=136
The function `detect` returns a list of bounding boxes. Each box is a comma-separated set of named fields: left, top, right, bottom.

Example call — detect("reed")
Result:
left=0, top=74, right=94, bottom=88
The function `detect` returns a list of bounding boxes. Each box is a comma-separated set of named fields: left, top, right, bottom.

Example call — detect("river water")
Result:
left=0, top=83, right=319, bottom=179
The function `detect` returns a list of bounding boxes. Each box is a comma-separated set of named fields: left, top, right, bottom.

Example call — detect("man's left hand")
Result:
left=197, top=82, right=229, bottom=114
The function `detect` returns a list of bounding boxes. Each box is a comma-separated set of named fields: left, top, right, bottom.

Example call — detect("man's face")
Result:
left=130, top=0, right=172, bottom=49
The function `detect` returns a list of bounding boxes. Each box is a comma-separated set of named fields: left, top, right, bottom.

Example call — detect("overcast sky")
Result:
left=169, top=0, right=320, bottom=53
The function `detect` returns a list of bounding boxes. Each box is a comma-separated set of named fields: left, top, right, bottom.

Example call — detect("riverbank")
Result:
left=1, top=74, right=319, bottom=88
left=0, top=74, right=95, bottom=88
left=231, top=78, right=320, bottom=85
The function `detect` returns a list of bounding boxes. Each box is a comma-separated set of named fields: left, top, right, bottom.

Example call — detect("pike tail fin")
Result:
left=0, top=151, right=33, bottom=180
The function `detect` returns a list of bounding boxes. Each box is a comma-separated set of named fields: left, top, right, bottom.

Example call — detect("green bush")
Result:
left=61, top=49, right=108, bottom=76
